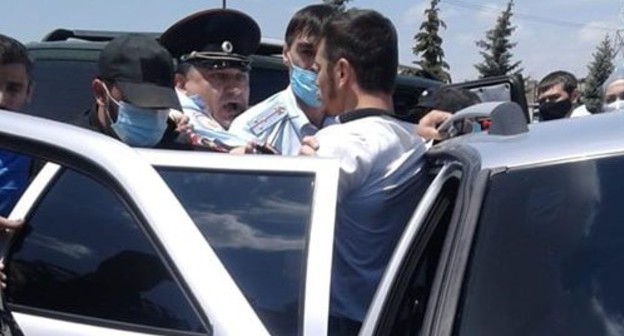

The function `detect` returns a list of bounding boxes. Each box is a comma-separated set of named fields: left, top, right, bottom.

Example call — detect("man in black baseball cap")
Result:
left=75, top=34, right=185, bottom=148
left=160, top=9, right=260, bottom=132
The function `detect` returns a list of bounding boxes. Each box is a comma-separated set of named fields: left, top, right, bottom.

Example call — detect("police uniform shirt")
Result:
left=314, top=109, right=428, bottom=322
left=176, top=90, right=248, bottom=148
left=229, top=86, right=319, bottom=155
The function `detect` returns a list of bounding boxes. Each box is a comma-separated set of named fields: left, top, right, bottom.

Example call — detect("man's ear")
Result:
left=336, top=58, right=351, bottom=88
left=92, top=79, right=107, bottom=106
left=25, top=81, right=35, bottom=106
left=174, top=73, right=187, bottom=92
left=571, top=89, right=581, bottom=104
left=282, top=45, right=291, bottom=68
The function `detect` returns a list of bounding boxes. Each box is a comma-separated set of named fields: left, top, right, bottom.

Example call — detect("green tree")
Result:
left=322, top=0, right=351, bottom=11
left=474, top=0, right=522, bottom=78
left=583, top=34, right=615, bottom=113
left=412, top=0, right=451, bottom=83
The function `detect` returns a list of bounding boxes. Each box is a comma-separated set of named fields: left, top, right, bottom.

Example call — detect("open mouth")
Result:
left=223, top=102, right=244, bottom=114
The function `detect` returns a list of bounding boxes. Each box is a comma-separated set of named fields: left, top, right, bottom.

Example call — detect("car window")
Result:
left=26, top=59, right=97, bottom=123
left=158, top=168, right=314, bottom=336
left=249, top=63, right=289, bottom=106
left=455, top=155, right=623, bottom=336
left=382, top=176, right=460, bottom=335
left=7, top=168, right=206, bottom=334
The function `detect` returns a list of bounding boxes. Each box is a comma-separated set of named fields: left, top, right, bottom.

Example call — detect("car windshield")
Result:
left=454, top=155, right=624, bottom=336
left=157, top=167, right=315, bottom=336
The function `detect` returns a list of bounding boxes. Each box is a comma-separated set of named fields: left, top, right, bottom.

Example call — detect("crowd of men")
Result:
left=1, top=4, right=623, bottom=335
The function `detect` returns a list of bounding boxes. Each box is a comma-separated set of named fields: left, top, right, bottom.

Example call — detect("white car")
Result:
left=2, top=110, right=340, bottom=336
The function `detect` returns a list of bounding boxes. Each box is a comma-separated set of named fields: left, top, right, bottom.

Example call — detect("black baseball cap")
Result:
left=160, top=9, right=261, bottom=72
left=99, top=34, right=181, bottom=110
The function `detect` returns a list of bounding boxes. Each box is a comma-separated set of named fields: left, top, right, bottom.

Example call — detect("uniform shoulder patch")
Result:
left=248, top=104, right=288, bottom=136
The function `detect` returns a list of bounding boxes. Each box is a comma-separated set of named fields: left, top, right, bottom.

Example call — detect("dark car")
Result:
left=24, top=29, right=443, bottom=125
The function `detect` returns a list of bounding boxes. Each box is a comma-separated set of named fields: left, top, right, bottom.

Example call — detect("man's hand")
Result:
left=0, top=218, right=23, bottom=231
left=169, top=109, right=193, bottom=134
left=299, top=136, right=319, bottom=156
left=417, top=110, right=452, bottom=141
left=0, top=217, right=24, bottom=288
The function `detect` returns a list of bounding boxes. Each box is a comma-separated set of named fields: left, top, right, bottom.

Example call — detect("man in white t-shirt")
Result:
left=300, top=9, right=428, bottom=334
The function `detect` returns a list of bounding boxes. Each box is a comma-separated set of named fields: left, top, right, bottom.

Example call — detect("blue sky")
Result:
left=1, top=0, right=621, bottom=82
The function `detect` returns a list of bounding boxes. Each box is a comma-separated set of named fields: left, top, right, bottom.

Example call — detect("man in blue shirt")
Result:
left=230, top=5, right=337, bottom=155
left=0, top=34, right=33, bottom=218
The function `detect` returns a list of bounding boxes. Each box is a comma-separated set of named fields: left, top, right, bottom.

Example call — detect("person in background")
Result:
left=74, top=34, right=187, bottom=149
left=536, top=71, right=586, bottom=121
left=160, top=9, right=261, bottom=153
left=300, top=9, right=428, bottom=334
left=602, top=65, right=624, bottom=112
left=0, top=33, right=30, bottom=336
left=229, top=4, right=338, bottom=155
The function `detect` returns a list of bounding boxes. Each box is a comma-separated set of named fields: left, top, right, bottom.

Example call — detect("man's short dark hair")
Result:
left=411, top=86, right=481, bottom=121
left=285, top=4, right=337, bottom=47
left=0, top=34, right=33, bottom=80
left=538, top=71, right=577, bottom=95
left=322, top=9, right=398, bottom=94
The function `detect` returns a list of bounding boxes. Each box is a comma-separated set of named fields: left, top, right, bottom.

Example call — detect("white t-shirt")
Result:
left=315, top=110, right=428, bottom=321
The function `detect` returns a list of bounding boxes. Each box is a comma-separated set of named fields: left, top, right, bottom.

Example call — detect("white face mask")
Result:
left=604, top=99, right=624, bottom=112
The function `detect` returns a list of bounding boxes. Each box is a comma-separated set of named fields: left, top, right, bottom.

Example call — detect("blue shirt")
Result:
left=0, top=150, right=31, bottom=216
left=230, top=87, right=321, bottom=156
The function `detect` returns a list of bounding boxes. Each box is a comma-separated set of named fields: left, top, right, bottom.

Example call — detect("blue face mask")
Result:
left=290, top=64, right=321, bottom=108
left=108, top=97, right=169, bottom=147
left=188, top=94, right=207, bottom=112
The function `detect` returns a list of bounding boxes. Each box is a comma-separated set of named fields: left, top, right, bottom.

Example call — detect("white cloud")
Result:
left=579, top=21, right=611, bottom=43
left=30, top=233, right=93, bottom=260
left=194, top=212, right=305, bottom=251
left=477, top=2, right=503, bottom=24
left=402, top=1, right=429, bottom=26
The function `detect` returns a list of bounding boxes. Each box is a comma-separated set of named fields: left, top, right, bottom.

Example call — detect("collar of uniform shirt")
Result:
left=338, top=108, right=414, bottom=124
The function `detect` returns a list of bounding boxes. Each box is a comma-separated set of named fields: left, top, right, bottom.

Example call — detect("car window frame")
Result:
left=360, top=162, right=461, bottom=335
left=138, top=149, right=340, bottom=336
left=0, top=111, right=270, bottom=335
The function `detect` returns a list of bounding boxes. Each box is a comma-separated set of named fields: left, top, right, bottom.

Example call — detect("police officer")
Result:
left=229, top=4, right=337, bottom=156
left=160, top=9, right=261, bottom=152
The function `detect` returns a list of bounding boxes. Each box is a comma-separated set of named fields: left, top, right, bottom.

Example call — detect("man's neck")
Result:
left=300, top=103, right=325, bottom=128
left=351, top=91, right=394, bottom=113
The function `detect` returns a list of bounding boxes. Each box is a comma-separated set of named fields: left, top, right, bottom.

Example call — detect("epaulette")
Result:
left=248, top=104, right=288, bottom=136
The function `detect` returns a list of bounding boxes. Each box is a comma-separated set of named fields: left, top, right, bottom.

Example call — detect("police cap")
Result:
left=160, top=9, right=261, bottom=72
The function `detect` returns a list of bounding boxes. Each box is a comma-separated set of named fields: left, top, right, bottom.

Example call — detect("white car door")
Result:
left=138, top=149, right=340, bottom=336
left=0, top=111, right=268, bottom=335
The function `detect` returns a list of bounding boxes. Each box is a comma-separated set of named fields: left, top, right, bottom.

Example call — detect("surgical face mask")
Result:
left=188, top=94, right=207, bottom=112
left=603, top=99, right=624, bottom=112
left=539, top=99, right=572, bottom=121
left=290, top=64, right=321, bottom=108
left=106, top=93, right=169, bottom=147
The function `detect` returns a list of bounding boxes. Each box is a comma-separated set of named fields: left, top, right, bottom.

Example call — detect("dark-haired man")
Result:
left=230, top=4, right=337, bottom=155
left=0, top=33, right=29, bottom=336
left=301, top=9, right=428, bottom=334
left=75, top=34, right=185, bottom=149
left=0, top=34, right=33, bottom=217
left=537, top=70, right=586, bottom=120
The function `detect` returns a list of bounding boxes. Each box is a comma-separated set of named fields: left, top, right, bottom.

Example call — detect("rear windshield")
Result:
left=455, top=155, right=624, bottom=336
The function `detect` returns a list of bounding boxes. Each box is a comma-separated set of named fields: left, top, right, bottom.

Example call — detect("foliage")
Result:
left=322, top=0, right=352, bottom=11
left=412, top=0, right=451, bottom=83
left=583, top=34, right=615, bottom=113
left=474, top=0, right=523, bottom=78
